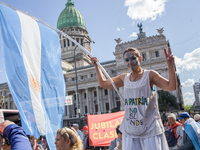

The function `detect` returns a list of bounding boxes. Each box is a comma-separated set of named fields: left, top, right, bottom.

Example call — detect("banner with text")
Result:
left=87, top=111, right=125, bottom=146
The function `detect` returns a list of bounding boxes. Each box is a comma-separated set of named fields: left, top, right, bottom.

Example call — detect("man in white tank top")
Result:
left=90, top=47, right=176, bottom=150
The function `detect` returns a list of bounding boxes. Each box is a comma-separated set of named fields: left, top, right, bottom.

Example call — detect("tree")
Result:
left=184, top=105, right=195, bottom=112
left=158, top=90, right=179, bottom=112
left=111, top=107, right=120, bottom=113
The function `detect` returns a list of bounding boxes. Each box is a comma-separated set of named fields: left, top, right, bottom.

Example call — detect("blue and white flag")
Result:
left=184, top=118, right=200, bottom=150
left=0, top=3, right=66, bottom=149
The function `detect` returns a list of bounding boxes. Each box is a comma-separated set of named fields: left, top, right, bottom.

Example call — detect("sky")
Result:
left=0, top=0, right=200, bottom=105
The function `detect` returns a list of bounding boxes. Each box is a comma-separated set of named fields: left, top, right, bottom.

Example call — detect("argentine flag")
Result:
left=0, top=3, right=66, bottom=149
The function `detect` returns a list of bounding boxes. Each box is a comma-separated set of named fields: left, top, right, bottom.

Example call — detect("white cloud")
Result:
left=182, top=78, right=194, bottom=87
left=184, top=96, right=195, bottom=105
left=129, top=32, right=137, bottom=38
left=175, top=48, right=200, bottom=72
left=183, top=92, right=194, bottom=97
left=193, top=74, right=195, bottom=76
left=124, top=0, right=168, bottom=21
left=117, top=28, right=125, bottom=31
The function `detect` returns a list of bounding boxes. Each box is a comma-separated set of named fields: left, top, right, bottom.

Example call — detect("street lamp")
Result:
left=74, top=40, right=95, bottom=118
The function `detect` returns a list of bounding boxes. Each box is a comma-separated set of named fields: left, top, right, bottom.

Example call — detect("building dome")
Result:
left=57, top=0, right=87, bottom=31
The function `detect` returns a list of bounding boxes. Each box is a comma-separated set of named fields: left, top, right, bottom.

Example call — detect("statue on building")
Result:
left=114, top=38, right=122, bottom=45
left=137, top=23, right=146, bottom=39
left=157, top=28, right=164, bottom=35
left=137, top=23, right=143, bottom=33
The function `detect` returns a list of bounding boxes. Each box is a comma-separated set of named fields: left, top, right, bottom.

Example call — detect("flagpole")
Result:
left=0, top=1, right=124, bottom=104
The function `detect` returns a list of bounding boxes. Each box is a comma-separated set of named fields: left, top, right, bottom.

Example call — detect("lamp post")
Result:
left=74, top=41, right=95, bottom=118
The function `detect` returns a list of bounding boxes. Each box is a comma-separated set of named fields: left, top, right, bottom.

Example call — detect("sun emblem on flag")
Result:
left=30, top=75, right=40, bottom=94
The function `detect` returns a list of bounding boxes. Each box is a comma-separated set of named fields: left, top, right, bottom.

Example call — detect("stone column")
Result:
left=60, top=39, right=63, bottom=49
left=79, top=90, right=82, bottom=116
left=146, top=51, right=150, bottom=59
left=66, top=92, right=70, bottom=118
left=119, top=87, right=124, bottom=110
left=101, top=88, right=105, bottom=113
left=96, top=86, right=101, bottom=114
left=113, top=90, right=117, bottom=108
left=111, top=89, right=114, bottom=108
left=89, top=89, right=93, bottom=113
left=86, top=88, right=89, bottom=114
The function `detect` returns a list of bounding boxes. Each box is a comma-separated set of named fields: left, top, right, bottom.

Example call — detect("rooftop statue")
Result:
left=157, top=28, right=164, bottom=35
left=114, top=38, right=122, bottom=45
left=137, top=23, right=143, bottom=33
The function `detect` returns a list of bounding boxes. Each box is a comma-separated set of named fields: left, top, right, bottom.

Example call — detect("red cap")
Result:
left=81, top=126, right=88, bottom=131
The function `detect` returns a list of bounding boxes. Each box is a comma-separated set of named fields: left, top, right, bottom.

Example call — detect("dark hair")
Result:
left=29, top=136, right=35, bottom=140
left=162, top=120, right=167, bottom=125
left=116, top=125, right=122, bottom=134
left=0, top=133, right=10, bottom=145
left=123, top=47, right=140, bottom=58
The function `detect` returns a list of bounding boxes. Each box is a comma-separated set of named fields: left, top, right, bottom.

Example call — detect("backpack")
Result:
left=165, top=126, right=180, bottom=147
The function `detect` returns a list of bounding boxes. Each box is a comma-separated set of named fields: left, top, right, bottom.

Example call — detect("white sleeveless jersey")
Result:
left=120, top=70, right=164, bottom=138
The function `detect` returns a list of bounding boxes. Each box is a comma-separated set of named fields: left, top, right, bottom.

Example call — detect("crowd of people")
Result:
left=1, top=111, right=200, bottom=150
left=0, top=47, right=200, bottom=150
left=162, top=112, right=200, bottom=150
left=0, top=120, right=106, bottom=150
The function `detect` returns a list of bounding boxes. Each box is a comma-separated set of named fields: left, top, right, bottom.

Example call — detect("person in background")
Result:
left=0, top=134, right=10, bottom=150
left=82, top=126, right=89, bottom=150
left=194, top=114, right=200, bottom=123
left=0, top=134, right=4, bottom=150
left=29, top=136, right=44, bottom=150
left=36, top=136, right=44, bottom=150
left=177, top=112, right=200, bottom=150
left=55, top=127, right=83, bottom=150
left=0, top=120, right=32, bottom=150
left=30, top=136, right=37, bottom=149
left=109, top=125, right=122, bottom=150
left=42, top=136, right=49, bottom=150
left=72, top=124, right=84, bottom=141
left=81, top=126, right=100, bottom=150
left=167, top=113, right=183, bottom=149
left=162, top=120, right=169, bottom=131
left=35, top=144, right=43, bottom=150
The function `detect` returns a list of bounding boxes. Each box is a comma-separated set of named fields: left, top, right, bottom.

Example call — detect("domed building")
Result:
left=57, top=0, right=92, bottom=68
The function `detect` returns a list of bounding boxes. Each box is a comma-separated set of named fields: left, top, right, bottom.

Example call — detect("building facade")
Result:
left=0, top=0, right=184, bottom=127
left=193, top=80, right=200, bottom=106
left=58, top=1, right=184, bottom=126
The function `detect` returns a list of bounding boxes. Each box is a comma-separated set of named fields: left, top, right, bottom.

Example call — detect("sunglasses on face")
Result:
left=124, top=56, right=137, bottom=62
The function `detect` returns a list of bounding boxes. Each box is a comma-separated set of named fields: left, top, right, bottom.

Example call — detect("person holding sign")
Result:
left=90, top=47, right=176, bottom=150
